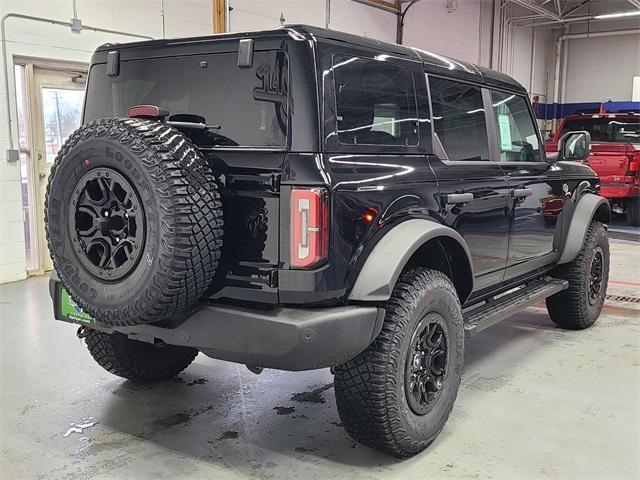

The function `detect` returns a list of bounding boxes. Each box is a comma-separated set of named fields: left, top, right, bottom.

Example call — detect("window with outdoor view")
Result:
left=490, top=91, right=540, bottom=162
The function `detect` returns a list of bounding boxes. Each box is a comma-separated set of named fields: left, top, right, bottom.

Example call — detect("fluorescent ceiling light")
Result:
left=594, top=10, right=640, bottom=19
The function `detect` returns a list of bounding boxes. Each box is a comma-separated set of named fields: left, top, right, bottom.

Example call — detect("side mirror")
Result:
left=557, top=130, right=591, bottom=162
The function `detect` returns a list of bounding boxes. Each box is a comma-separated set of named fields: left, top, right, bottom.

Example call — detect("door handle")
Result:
left=512, top=188, right=533, bottom=198
left=446, top=193, right=474, bottom=205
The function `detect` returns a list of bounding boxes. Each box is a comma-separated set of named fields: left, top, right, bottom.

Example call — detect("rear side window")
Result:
left=490, top=91, right=540, bottom=162
left=84, top=51, right=288, bottom=147
left=332, top=55, right=418, bottom=146
left=429, top=77, right=489, bottom=161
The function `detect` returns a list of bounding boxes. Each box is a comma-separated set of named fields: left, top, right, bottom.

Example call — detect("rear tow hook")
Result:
left=76, top=326, right=90, bottom=339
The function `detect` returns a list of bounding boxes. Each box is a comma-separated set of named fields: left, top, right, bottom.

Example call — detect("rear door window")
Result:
left=429, top=77, right=489, bottom=161
left=84, top=51, right=288, bottom=148
left=489, top=91, right=540, bottom=162
left=332, top=55, right=419, bottom=146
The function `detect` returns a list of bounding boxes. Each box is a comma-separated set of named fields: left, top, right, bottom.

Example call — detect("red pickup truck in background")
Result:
left=546, top=112, right=640, bottom=226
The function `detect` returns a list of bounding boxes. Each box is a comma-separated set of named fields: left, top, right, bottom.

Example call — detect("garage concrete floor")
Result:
left=1, top=232, right=639, bottom=479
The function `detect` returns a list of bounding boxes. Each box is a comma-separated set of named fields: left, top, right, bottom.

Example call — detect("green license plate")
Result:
left=59, top=288, right=95, bottom=324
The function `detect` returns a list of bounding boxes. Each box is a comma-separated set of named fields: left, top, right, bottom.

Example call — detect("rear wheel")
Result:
left=85, top=329, right=198, bottom=382
left=627, top=197, right=640, bottom=227
left=546, top=221, right=609, bottom=329
left=334, top=268, right=464, bottom=457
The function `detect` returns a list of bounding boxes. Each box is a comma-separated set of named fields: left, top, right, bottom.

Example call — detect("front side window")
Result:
left=429, top=77, right=489, bottom=161
left=490, top=91, right=540, bottom=162
left=332, top=55, right=418, bottom=146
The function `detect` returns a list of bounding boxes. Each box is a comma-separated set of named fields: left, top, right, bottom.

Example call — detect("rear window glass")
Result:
left=561, top=118, right=640, bottom=143
left=84, top=51, right=288, bottom=147
left=332, top=55, right=418, bottom=146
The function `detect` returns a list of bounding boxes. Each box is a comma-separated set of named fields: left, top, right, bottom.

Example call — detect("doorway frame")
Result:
left=13, top=56, right=88, bottom=276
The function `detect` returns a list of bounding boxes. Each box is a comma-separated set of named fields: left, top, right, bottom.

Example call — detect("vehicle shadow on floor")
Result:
left=95, top=307, right=561, bottom=472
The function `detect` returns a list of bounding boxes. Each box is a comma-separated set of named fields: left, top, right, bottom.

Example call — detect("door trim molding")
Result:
left=23, top=63, right=86, bottom=275
left=14, top=56, right=88, bottom=73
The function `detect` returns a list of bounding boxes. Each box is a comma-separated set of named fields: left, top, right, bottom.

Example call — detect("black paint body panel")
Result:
left=84, top=25, right=600, bottom=309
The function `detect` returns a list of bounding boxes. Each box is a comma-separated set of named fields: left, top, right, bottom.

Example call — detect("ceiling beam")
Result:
left=628, top=0, right=640, bottom=10
left=509, top=0, right=563, bottom=21
left=514, top=14, right=592, bottom=27
left=563, top=0, right=591, bottom=17
left=554, top=0, right=562, bottom=15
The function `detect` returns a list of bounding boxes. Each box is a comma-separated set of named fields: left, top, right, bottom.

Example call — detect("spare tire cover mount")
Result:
left=45, top=117, right=223, bottom=327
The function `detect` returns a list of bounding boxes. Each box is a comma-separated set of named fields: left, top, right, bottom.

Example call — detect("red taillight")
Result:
left=627, top=152, right=640, bottom=176
left=290, top=187, right=329, bottom=269
left=127, top=105, right=168, bottom=119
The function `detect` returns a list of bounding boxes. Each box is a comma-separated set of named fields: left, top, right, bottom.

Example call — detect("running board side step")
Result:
left=463, top=278, right=569, bottom=338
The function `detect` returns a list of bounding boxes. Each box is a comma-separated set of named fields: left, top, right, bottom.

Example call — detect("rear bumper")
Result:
left=49, top=276, right=385, bottom=371
left=600, top=184, right=640, bottom=199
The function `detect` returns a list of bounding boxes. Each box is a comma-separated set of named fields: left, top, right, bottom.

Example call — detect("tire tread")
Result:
left=546, top=221, right=608, bottom=329
left=334, top=268, right=463, bottom=457
left=85, top=330, right=198, bottom=381
left=45, top=118, right=223, bottom=326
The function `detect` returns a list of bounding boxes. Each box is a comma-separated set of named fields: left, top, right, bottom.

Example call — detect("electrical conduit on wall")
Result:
left=1, top=13, right=154, bottom=156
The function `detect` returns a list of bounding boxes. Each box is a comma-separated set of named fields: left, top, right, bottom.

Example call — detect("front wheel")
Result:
left=546, top=221, right=609, bottom=330
left=85, top=329, right=198, bottom=382
left=334, top=268, right=464, bottom=457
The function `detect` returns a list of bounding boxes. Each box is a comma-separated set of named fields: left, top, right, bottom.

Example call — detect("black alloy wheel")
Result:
left=588, top=246, right=604, bottom=306
left=405, top=313, right=449, bottom=415
left=69, top=167, right=145, bottom=281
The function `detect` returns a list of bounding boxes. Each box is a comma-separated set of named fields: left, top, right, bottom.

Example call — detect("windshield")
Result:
left=561, top=117, right=640, bottom=143
left=84, top=51, right=289, bottom=148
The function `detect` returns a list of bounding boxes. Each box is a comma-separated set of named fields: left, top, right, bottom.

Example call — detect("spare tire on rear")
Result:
left=45, top=118, right=223, bottom=326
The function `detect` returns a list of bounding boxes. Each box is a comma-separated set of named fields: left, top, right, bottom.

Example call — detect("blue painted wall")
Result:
left=533, top=101, right=640, bottom=120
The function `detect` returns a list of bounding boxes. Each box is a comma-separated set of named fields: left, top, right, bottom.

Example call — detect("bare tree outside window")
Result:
left=41, top=88, right=84, bottom=162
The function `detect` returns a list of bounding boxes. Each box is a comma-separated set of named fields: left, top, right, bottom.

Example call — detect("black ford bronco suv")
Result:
left=46, top=26, right=611, bottom=457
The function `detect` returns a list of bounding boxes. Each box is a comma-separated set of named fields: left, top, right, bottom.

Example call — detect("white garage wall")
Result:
left=229, top=0, right=396, bottom=43
left=329, top=0, right=396, bottom=43
left=230, top=0, right=326, bottom=31
left=563, top=33, right=640, bottom=103
left=402, top=0, right=492, bottom=66
left=539, top=16, right=640, bottom=107
left=230, top=0, right=494, bottom=66
left=508, top=26, right=554, bottom=99
left=0, top=0, right=212, bottom=283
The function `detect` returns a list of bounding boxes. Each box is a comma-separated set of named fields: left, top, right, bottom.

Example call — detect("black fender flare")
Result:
left=348, top=219, right=474, bottom=303
left=557, top=193, right=611, bottom=265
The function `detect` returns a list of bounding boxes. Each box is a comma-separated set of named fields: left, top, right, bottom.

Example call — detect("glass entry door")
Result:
left=28, top=67, right=86, bottom=274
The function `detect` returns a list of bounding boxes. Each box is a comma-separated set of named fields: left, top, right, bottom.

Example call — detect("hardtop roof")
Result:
left=95, top=24, right=525, bottom=93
